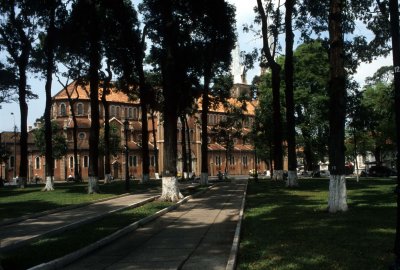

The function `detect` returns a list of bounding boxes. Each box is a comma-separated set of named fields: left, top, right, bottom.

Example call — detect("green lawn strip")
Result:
left=0, top=200, right=173, bottom=270
left=238, top=178, right=396, bottom=270
left=0, top=180, right=161, bottom=221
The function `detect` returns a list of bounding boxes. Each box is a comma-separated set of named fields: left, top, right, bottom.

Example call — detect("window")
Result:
left=83, top=156, right=89, bottom=168
left=69, top=156, right=74, bottom=168
left=229, top=155, right=235, bottom=165
left=128, top=107, right=133, bottom=118
left=242, top=156, right=248, bottom=166
left=110, top=105, right=115, bottom=117
left=116, top=106, right=120, bottom=117
left=215, top=156, right=221, bottom=166
left=35, top=156, right=40, bottom=169
left=129, top=155, right=137, bottom=167
left=10, top=156, right=15, bottom=168
left=60, top=103, right=66, bottom=116
left=133, top=107, right=138, bottom=119
left=77, top=103, right=84, bottom=115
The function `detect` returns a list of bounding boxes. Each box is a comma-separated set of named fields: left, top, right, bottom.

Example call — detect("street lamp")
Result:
left=124, top=119, right=130, bottom=191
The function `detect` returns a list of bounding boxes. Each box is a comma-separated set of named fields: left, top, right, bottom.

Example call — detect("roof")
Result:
left=53, top=81, right=140, bottom=104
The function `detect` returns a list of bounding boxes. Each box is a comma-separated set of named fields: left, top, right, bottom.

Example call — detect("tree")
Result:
left=293, top=41, right=330, bottom=172
left=326, top=0, right=348, bottom=213
left=0, top=0, right=39, bottom=188
left=256, top=0, right=285, bottom=180
left=141, top=0, right=236, bottom=200
left=33, top=0, right=68, bottom=191
left=284, top=0, right=298, bottom=187
left=191, top=0, right=236, bottom=186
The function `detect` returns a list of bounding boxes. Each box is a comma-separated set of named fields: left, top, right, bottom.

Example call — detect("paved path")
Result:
left=63, top=180, right=247, bottom=270
left=0, top=191, right=160, bottom=252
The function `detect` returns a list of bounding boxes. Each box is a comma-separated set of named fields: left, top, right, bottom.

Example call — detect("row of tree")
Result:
left=0, top=0, right=238, bottom=200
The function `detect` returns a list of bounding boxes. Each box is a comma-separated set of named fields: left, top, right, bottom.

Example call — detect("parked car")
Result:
left=368, top=165, right=396, bottom=177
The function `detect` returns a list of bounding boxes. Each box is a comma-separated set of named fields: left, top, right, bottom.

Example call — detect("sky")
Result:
left=0, top=0, right=393, bottom=132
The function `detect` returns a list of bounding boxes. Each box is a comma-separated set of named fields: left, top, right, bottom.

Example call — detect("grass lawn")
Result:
left=238, top=177, right=397, bottom=270
left=0, top=200, right=173, bottom=270
left=0, top=180, right=162, bottom=222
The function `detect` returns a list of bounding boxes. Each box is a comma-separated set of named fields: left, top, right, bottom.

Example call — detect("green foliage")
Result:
left=293, top=41, right=330, bottom=167
left=99, top=123, right=121, bottom=156
left=355, top=66, right=396, bottom=162
left=32, top=121, right=67, bottom=159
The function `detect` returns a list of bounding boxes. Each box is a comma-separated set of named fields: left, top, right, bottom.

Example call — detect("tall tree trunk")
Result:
left=18, top=63, right=29, bottom=188
left=201, top=80, right=210, bottom=185
left=43, top=4, right=55, bottom=191
left=284, top=0, right=298, bottom=187
left=257, top=0, right=283, bottom=181
left=185, top=116, right=193, bottom=175
left=160, top=0, right=182, bottom=201
left=137, top=69, right=150, bottom=184
left=102, top=63, right=112, bottom=184
left=388, top=0, right=400, bottom=265
left=181, top=115, right=188, bottom=179
left=88, top=2, right=101, bottom=194
left=151, top=111, right=160, bottom=179
left=327, top=0, right=347, bottom=213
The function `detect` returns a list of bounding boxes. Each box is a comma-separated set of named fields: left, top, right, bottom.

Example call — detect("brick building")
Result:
left=0, top=81, right=267, bottom=182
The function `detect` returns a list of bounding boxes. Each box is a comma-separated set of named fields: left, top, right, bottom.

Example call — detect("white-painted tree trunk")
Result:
left=88, top=176, right=100, bottom=194
left=272, top=170, right=284, bottom=181
left=160, top=176, right=183, bottom=202
left=183, top=172, right=189, bottom=179
left=285, top=170, right=298, bottom=187
left=200, top=172, right=208, bottom=185
left=141, top=174, right=150, bottom=184
left=155, top=173, right=160, bottom=180
left=42, top=176, right=54, bottom=191
left=104, top=174, right=112, bottom=184
left=328, top=174, right=348, bottom=213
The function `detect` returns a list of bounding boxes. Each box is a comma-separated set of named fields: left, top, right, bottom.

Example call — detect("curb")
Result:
left=226, top=180, right=248, bottom=270
left=28, top=184, right=215, bottom=270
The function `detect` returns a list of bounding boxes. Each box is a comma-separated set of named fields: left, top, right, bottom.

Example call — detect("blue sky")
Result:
left=0, top=0, right=392, bottom=132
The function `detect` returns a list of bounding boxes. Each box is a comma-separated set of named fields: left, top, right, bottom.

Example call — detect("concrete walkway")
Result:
left=62, top=180, right=247, bottom=270
left=0, top=191, right=160, bottom=252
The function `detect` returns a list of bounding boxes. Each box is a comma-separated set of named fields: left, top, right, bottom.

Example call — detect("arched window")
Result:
left=133, top=107, right=138, bottom=119
left=69, top=156, right=74, bottom=168
left=35, top=156, right=41, bottom=169
left=60, top=103, right=66, bottom=116
left=110, top=105, right=115, bottom=117
left=83, top=156, right=89, bottom=168
left=128, top=107, right=133, bottom=118
left=242, top=156, right=248, bottom=166
left=77, top=103, right=84, bottom=115
left=116, top=106, right=120, bottom=117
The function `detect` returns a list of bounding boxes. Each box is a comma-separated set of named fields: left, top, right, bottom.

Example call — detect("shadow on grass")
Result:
left=238, top=178, right=396, bottom=270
